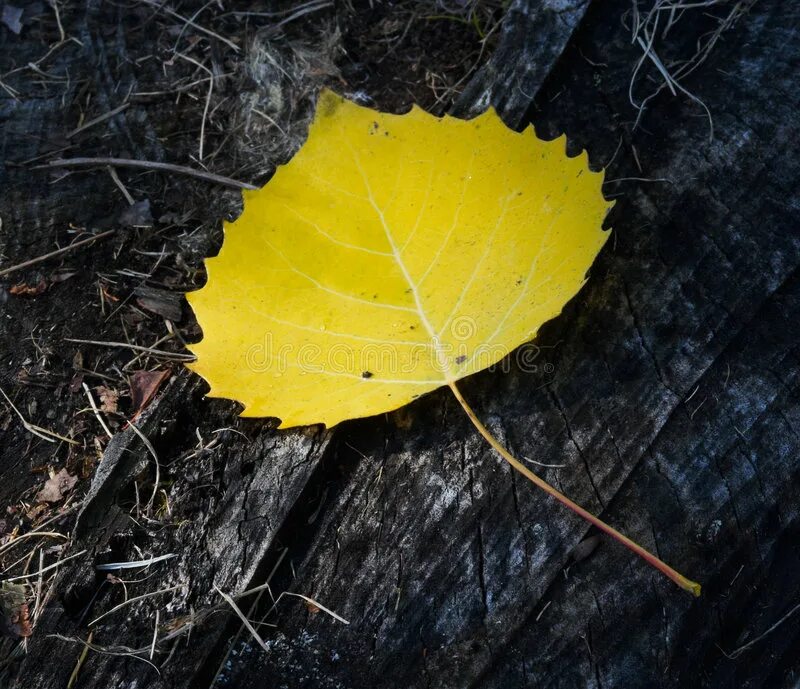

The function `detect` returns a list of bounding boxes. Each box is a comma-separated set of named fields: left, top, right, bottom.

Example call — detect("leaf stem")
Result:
left=447, top=380, right=701, bottom=597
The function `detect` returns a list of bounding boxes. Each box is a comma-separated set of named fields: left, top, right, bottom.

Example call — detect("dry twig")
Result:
left=37, top=157, right=256, bottom=190
left=0, top=230, right=116, bottom=279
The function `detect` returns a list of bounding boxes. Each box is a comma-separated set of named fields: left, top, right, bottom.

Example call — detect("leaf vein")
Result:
left=436, top=195, right=512, bottom=338
left=281, top=203, right=393, bottom=256
left=346, top=140, right=451, bottom=377
left=258, top=235, right=416, bottom=313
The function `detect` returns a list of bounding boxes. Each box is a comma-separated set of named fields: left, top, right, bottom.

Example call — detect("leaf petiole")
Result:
left=447, top=380, right=701, bottom=597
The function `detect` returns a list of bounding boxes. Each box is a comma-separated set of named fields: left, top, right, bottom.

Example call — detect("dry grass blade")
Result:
left=261, top=586, right=350, bottom=625
left=65, top=338, right=195, bottom=361
left=174, top=52, right=214, bottom=161
left=150, top=609, right=160, bottom=660
left=0, top=229, right=116, bottom=278
left=66, top=103, right=130, bottom=138
left=88, top=586, right=181, bottom=627
left=0, top=384, right=79, bottom=444
left=125, top=421, right=161, bottom=516
left=626, top=0, right=752, bottom=140
left=95, top=553, right=177, bottom=571
left=50, top=634, right=161, bottom=674
left=214, top=585, right=270, bottom=652
left=207, top=549, right=287, bottom=688
left=0, top=531, right=69, bottom=556
left=138, top=0, right=239, bottom=52
left=725, top=601, right=800, bottom=659
left=0, top=504, right=80, bottom=557
left=66, top=630, right=94, bottom=689
left=82, top=382, right=113, bottom=439
left=37, top=157, right=256, bottom=190
left=4, top=549, right=87, bottom=583
left=279, top=592, right=350, bottom=625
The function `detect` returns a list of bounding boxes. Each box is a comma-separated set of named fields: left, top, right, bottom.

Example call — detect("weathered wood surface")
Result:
left=1, top=1, right=799, bottom=688
left=451, top=0, right=589, bottom=127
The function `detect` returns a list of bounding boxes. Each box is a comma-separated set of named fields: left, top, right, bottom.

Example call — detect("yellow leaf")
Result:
left=187, top=90, right=611, bottom=428
left=187, top=90, right=702, bottom=597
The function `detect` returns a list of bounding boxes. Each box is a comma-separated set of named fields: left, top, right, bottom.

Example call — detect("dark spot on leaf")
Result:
left=361, top=371, right=373, bottom=379
left=455, top=355, right=466, bottom=364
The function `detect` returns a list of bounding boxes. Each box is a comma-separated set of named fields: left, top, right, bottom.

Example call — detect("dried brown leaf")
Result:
left=36, top=468, right=78, bottom=503
left=129, top=370, right=170, bottom=416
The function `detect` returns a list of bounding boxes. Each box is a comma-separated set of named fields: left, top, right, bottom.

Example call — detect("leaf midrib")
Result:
left=349, top=148, right=452, bottom=382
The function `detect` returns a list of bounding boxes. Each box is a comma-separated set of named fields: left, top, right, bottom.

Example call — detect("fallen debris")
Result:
left=129, top=370, right=171, bottom=417
left=35, top=468, right=78, bottom=504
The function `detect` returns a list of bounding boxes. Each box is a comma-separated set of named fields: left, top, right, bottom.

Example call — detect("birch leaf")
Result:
left=187, top=90, right=611, bottom=428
